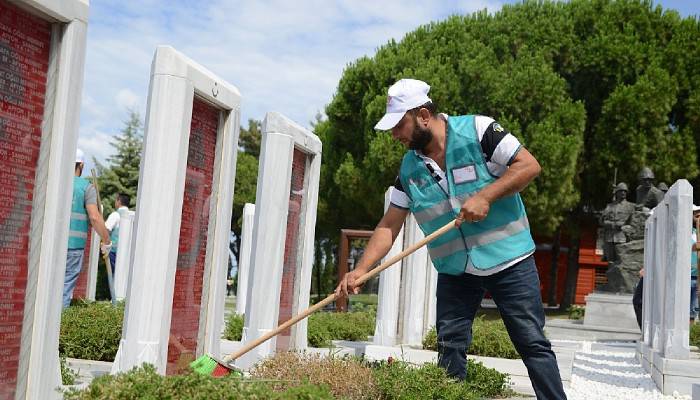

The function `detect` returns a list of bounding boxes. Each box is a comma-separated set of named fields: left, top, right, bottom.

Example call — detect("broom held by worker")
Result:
left=63, top=149, right=112, bottom=308
left=335, top=79, right=567, bottom=400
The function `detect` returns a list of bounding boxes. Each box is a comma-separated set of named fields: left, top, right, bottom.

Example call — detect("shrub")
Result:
left=567, top=305, right=585, bottom=320
left=64, top=364, right=333, bottom=400
left=60, top=301, right=123, bottom=361
left=221, top=310, right=376, bottom=348
left=372, top=359, right=511, bottom=400
left=253, top=352, right=512, bottom=400
left=307, top=311, right=375, bottom=347
left=223, top=313, right=244, bottom=341
left=252, top=352, right=380, bottom=400
left=691, top=323, right=699, bottom=348
left=422, top=316, right=519, bottom=359
left=60, top=355, right=78, bottom=385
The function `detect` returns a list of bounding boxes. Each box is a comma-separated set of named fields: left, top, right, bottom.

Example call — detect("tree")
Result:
left=94, top=110, right=143, bottom=214
left=229, top=120, right=261, bottom=265
left=314, top=0, right=700, bottom=308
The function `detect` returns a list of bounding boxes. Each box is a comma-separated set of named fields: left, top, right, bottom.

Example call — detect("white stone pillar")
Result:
left=373, top=188, right=404, bottom=346
left=661, top=181, right=691, bottom=359
left=113, top=210, right=135, bottom=300
left=86, top=228, right=101, bottom=300
left=236, top=203, right=255, bottom=315
left=239, top=112, right=321, bottom=369
left=114, top=46, right=241, bottom=374
left=399, top=215, right=428, bottom=346
left=424, top=256, right=438, bottom=332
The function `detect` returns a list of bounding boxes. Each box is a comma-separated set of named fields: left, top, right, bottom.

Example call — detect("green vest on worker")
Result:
left=398, top=115, right=535, bottom=275
left=68, top=176, right=90, bottom=249
left=110, top=216, right=119, bottom=253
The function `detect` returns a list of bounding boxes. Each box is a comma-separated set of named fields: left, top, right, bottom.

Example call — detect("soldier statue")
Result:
left=635, top=167, right=664, bottom=209
left=600, top=182, right=635, bottom=262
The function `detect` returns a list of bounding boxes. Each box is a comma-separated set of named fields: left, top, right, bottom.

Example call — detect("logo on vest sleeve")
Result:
left=409, top=177, right=429, bottom=188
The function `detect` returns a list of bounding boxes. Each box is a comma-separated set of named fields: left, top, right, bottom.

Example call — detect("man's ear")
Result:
left=417, top=107, right=432, bottom=126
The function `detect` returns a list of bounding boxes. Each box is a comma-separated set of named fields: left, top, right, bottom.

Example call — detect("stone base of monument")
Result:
left=546, top=292, right=641, bottom=341
left=637, top=342, right=700, bottom=396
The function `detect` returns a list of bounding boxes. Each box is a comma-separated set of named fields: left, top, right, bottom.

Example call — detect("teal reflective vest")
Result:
left=68, top=176, right=90, bottom=249
left=398, top=115, right=535, bottom=275
left=110, top=218, right=119, bottom=253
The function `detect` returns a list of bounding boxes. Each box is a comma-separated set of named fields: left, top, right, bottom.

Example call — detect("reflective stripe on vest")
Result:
left=399, top=115, right=535, bottom=274
left=68, top=176, right=90, bottom=249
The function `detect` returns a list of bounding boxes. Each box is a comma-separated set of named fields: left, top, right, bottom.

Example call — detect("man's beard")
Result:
left=409, top=119, right=432, bottom=151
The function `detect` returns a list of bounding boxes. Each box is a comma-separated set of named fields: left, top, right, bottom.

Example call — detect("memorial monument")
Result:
left=0, top=0, right=88, bottom=398
left=112, top=46, right=241, bottom=375
left=238, top=112, right=322, bottom=369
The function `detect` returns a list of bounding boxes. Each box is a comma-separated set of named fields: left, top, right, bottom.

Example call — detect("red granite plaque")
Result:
left=166, top=97, right=218, bottom=374
left=72, top=229, right=92, bottom=299
left=0, top=2, right=51, bottom=397
left=276, top=149, right=307, bottom=351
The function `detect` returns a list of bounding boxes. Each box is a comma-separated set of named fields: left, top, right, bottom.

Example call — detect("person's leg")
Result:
left=109, top=251, right=117, bottom=276
left=436, top=272, right=485, bottom=380
left=63, top=249, right=84, bottom=308
left=485, top=255, right=567, bottom=400
left=690, top=278, right=698, bottom=324
left=632, top=277, right=644, bottom=329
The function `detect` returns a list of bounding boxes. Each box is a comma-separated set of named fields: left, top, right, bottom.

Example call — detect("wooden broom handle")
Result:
left=223, top=219, right=457, bottom=363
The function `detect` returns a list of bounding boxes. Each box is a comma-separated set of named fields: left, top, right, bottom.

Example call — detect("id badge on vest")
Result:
left=452, top=164, right=477, bottom=184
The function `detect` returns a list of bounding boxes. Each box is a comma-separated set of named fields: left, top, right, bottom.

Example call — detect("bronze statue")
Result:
left=635, top=167, right=664, bottom=209
left=600, top=182, right=635, bottom=262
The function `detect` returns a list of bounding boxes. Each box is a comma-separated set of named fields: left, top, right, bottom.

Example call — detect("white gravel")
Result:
left=564, top=341, right=690, bottom=400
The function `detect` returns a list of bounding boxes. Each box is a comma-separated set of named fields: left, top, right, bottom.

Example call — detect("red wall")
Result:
left=166, top=97, right=218, bottom=375
left=0, top=2, right=50, bottom=397
left=276, top=149, right=307, bottom=351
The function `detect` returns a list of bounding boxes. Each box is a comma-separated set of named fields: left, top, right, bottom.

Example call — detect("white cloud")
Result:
left=115, top=88, right=141, bottom=110
left=78, top=0, right=505, bottom=162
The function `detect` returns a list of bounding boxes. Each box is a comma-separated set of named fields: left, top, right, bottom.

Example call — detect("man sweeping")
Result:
left=63, top=149, right=112, bottom=308
left=335, top=79, right=566, bottom=400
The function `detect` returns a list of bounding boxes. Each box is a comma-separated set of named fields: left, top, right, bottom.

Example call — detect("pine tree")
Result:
left=94, top=110, right=143, bottom=214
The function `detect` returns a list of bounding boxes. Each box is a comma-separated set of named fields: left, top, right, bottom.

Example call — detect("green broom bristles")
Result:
left=190, top=354, right=219, bottom=375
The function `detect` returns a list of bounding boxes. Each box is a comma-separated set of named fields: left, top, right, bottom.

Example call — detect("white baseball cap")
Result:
left=374, top=78, right=432, bottom=130
left=693, top=204, right=700, bottom=212
left=75, top=148, right=85, bottom=163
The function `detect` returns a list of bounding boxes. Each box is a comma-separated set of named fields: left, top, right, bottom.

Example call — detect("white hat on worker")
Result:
left=75, top=148, right=85, bottom=163
left=693, top=204, right=700, bottom=212
left=374, top=78, right=432, bottom=130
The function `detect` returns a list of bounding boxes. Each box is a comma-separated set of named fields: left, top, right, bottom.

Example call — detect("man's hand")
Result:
left=100, top=242, right=112, bottom=255
left=456, top=194, right=490, bottom=227
left=334, top=269, right=365, bottom=298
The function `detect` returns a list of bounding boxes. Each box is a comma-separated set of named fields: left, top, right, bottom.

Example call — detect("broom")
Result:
left=91, top=169, right=117, bottom=306
left=190, top=218, right=457, bottom=377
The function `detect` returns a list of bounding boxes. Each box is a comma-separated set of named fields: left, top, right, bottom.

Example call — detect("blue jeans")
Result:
left=109, top=251, right=117, bottom=276
left=691, top=278, right=698, bottom=320
left=63, top=248, right=84, bottom=308
left=436, top=255, right=566, bottom=400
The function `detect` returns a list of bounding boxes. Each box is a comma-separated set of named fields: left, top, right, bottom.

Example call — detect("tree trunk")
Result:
left=560, top=217, right=582, bottom=311
left=547, top=226, right=562, bottom=306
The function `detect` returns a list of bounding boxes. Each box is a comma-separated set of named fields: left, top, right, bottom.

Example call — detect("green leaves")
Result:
left=316, top=0, right=700, bottom=238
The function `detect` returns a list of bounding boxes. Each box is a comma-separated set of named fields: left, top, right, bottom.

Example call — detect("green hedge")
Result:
left=60, top=301, right=123, bottom=361
left=63, top=364, right=333, bottom=400
left=223, top=310, right=376, bottom=348
left=691, top=323, right=699, bottom=348
left=372, top=359, right=511, bottom=400
left=422, top=315, right=519, bottom=359
left=223, top=313, right=244, bottom=341
left=307, top=310, right=375, bottom=347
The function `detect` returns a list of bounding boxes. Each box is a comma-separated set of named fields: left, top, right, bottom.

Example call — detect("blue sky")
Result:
left=77, top=0, right=699, bottom=170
